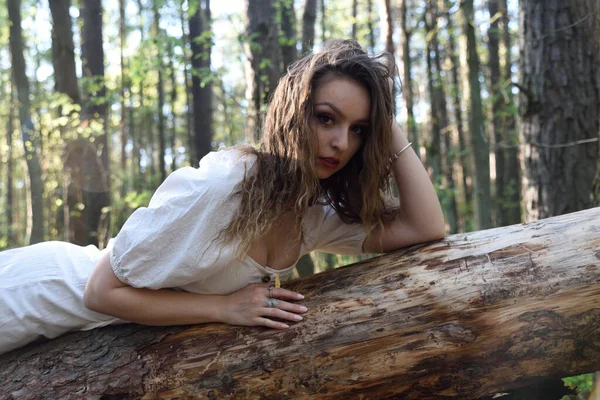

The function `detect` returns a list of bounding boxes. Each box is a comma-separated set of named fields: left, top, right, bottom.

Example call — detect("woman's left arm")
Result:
left=363, top=121, right=446, bottom=253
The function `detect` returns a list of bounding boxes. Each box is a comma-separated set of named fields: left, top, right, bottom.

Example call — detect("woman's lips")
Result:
left=319, top=157, right=340, bottom=168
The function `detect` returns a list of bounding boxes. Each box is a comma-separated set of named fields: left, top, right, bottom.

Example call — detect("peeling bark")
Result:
left=2, top=207, right=600, bottom=399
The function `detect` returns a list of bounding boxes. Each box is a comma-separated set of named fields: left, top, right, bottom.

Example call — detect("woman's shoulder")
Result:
left=148, top=146, right=257, bottom=207
left=168, top=146, right=258, bottom=186
left=198, top=146, right=257, bottom=171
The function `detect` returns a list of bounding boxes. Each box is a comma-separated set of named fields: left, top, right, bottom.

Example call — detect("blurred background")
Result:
left=2, top=0, right=600, bottom=396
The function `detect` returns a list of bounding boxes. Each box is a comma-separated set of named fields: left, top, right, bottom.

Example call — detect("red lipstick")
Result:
left=319, top=157, right=340, bottom=168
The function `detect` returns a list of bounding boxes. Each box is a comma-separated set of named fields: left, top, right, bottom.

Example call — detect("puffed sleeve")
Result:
left=310, top=205, right=368, bottom=255
left=109, top=148, right=254, bottom=289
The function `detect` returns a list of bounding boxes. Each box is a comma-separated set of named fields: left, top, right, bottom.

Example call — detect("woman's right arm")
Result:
left=83, top=251, right=307, bottom=329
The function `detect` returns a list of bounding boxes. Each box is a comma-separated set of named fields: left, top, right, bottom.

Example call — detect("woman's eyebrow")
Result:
left=314, top=102, right=369, bottom=123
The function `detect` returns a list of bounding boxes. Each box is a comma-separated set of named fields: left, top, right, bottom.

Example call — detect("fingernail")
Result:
left=282, top=324, right=290, bottom=328
left=294, top=315, right=303, bottom=321
left=297, top=294, right=304, bottom=299
left=299, top=306, right=308, bottom=312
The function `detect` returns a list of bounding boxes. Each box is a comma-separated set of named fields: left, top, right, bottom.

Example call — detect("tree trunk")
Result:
left=78, top=0, right=110, bottom=247
left=168, top=42, right=178, bottom=172
left=119, top=0, right=128, bottom=198
left=135, top=0, right=153, bottom=188
left=320, top=0, right=326, bottom=44
left=425, top=0, right=441, bottom=181
left=487, top=0, right=505, bottom=227
left=432, top=2, right=457, bottom=234
left=279, top=0, right=297, bottom=69
left=382, top=0, right=393, bottom=54
left=445, top=2, right=472, bottom=229
left=153, top=1, right=167, bottom=183
left=7, top=0, right=44, bottom=244
left=499, top=0, right=521, bottom=225
left=399, top=0, right=419, bottom=158
left=460, top=0, right=491, bottom=230
left=244, top=0, right=281, bottom=143
left=519, top=0, right=600, bottom=221
left=585, top=0, right=600, bottom=207
left=49, top=0, right=80, bottom=104
left=351, top=0, right=357, bottom=40
left=366, top=0, right=375, bottom=53
left=5, top=83, right=15, bottom=246
left=189, top=0, right=213, bottom=162
left=32, top=37, right=49, bottom=239
left=179, top=0, right=194, bottom=165
left=3, top=207, right=600, bottom=398
left=301, top=0, right=317, bottom=54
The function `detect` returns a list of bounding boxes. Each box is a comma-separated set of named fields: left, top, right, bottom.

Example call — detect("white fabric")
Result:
left=0, top=148, right=367, bottom=355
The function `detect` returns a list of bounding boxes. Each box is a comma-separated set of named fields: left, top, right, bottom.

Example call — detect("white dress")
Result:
left=0, top=148, right=367, bottom=355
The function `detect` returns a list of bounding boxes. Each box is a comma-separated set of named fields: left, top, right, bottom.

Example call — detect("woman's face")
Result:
left=312, top=76, right=371, bottom=179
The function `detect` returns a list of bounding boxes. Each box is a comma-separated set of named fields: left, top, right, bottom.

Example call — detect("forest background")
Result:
left=1, top=0, right=600, bottom=395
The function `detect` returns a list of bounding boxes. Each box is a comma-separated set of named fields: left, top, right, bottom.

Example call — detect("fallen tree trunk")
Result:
left=2, top=207, right=600, bottom=399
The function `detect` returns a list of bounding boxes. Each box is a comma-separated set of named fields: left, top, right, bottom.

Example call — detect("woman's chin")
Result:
left=315, top=168, right=336, bottom=179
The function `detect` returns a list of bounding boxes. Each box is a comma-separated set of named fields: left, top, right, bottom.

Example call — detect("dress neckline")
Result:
left=242, top=209, right=316, bottom=273
left=243, top=255, right=298, bottom=273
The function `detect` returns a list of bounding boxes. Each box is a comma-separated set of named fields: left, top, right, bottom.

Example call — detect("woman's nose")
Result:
left=330, top=127, right=349, bottom=152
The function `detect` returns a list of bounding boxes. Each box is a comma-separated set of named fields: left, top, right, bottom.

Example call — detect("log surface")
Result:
left=2, top=207, right=600, bottom=399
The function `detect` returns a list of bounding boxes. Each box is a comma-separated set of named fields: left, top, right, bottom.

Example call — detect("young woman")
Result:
left=0, top=40, right=445, bottom=355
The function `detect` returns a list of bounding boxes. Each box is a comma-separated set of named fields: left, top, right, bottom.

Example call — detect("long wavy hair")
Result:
left=221, top=40, right=397, bottom=258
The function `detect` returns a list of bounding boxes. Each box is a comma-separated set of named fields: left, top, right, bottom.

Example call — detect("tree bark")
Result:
left=430, top=1, right=458, bottom=234
left=5, top=82, right=15, bottom=246
left=153, top=1, right=167, bottom=183
left=382, top=0, right=393, bottom=54
left=48, top=0, right=77, bottom=240
left=279, top=0, right=297, bottom=69
left=460, top=0, right=492, bottom=230
left=445, top=2, right=472, bottom=225
left=320, top=0, right=326, bottom=44
left=500, top=0, right=521, bottom=225
left=425, top=0, right=441, bottom=181
left=119, top=0, right=129, bottom=203
left=189, top=0, right=214, bottom=162
left=244, top=0, right=281, bottom=143
left=79, top=0, right=110, bottom=247
left=3, top=207, right=600, bottom=398
left=301, top=0, right=317, bottom=54
left=366, top=0, right=375, bottom=53
left=7, top=0, right=44, bottom=244
left=179, top=0, right=194, bottom=165
left=168, top=42, right=178, bottom=172
left=49, top=0, right=80, bottom=105
left=519, top=0, right=600, bottom=221
left=399, top=0, right=419, bottom=158
left=584, top=0, right=600, bottom=207
left=351, top=0, right=357, bottom=40
left=487, top=0, right=505, bottom=227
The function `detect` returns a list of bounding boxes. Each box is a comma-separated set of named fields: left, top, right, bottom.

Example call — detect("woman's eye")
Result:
left=318, top=115, right=333, bottom=125
left=351, top=125, right=367, bottom=136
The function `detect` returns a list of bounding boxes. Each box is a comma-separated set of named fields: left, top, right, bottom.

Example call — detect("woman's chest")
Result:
left=246, top=214, right=302, bottom=270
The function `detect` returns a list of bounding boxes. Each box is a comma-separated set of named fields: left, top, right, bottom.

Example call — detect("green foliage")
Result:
left=111, top=190, right=153, bottom=231
left=187, top=0, right=200, bottom=19
left=561, top=373, right=593, bottom=399
left=190, top=66, right=216, bottom=87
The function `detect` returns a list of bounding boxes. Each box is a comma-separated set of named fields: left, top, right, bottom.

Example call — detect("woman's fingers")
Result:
left=269, top=298, right=308, bottom=314
left=224, top=284, right=308, bottom=329
left=255, top=317, right=290, bottom=330
left=262, top=304, right=304, bottom=322
left=265, top=285, right=305, bottom=301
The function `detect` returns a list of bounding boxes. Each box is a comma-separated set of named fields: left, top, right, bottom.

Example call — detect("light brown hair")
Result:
left=222, top=40, right=397, bottom=257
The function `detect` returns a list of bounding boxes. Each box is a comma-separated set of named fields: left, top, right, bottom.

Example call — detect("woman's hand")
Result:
left=221, top=284, right=308, bottom=329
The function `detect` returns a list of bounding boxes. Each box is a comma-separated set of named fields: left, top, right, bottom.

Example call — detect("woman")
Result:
left=0, top=40, right=445, bottom=355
